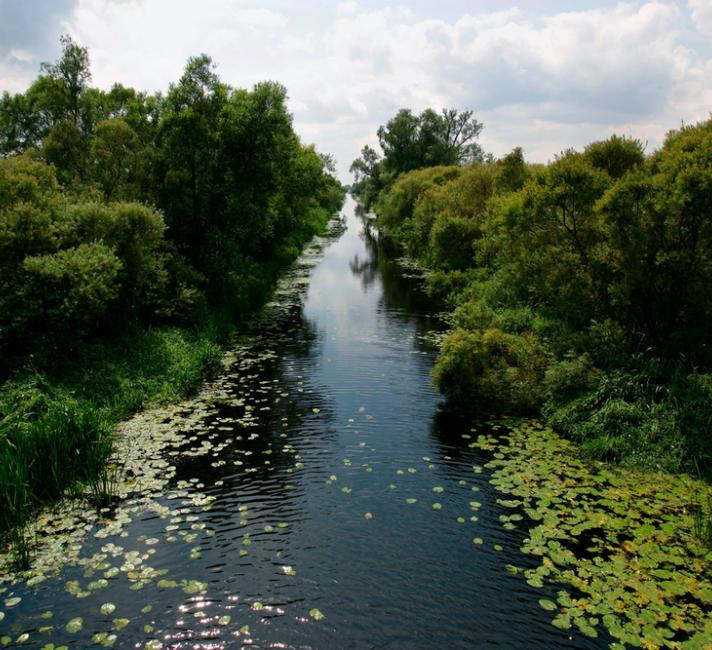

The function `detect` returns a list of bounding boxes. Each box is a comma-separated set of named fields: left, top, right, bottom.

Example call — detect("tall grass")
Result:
left=692, top=493, right=712, bottom=549
left=0, top=327, right=222, bottom=534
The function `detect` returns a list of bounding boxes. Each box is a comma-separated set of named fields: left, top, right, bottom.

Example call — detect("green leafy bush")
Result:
left=365, top=115, right=712, bottom=474
left=18, top=242, right=122, bottom=336
left=433, top=328, right=549, bottom=413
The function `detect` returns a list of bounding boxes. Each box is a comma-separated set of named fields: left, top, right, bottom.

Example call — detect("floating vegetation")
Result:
left=309, top=607, right=325, bottom=621
left=65, top=617, right=83, bottom=633
left=0, top=221, right=343, bottom=647
left=481, top=419, right=712, bottom=647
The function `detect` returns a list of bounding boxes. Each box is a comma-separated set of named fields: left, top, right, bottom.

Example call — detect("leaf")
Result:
left=66, top=617, right=83, bottom=633
left=309, top=608, right=325, bottom=621
left=100, top=603, right=116, bottom=616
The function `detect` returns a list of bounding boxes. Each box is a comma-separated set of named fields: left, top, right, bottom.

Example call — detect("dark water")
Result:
left=1, top=198, right=602, bottom=648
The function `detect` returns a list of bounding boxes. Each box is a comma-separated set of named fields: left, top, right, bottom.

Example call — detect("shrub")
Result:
left=432, top=327, right=549, bottom=413
left=429, top=214, right=479, bottom=270
left=15, top=242, right=122, bottom=339
left=376, top=165, right=460, bottom=239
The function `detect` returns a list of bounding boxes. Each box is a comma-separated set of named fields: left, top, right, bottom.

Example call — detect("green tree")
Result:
left=157, top=54, right=227, bottom=259
left=495, top=147, right=529, bottom=193
left=349, top=144, right=383, bottom=208
left=598, top=120, right=712, bottom=354
left=584, top=134, right=645, bottom=179
left=39, top=34, right=92, bottom=128
left=90, top=118, right=142, bottom=200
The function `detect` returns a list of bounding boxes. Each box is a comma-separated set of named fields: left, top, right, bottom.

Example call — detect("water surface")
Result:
left=1, top=198, right=601, bottom=648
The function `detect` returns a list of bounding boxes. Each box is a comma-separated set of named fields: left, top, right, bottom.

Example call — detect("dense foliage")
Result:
left=350, top=107, right=486, bottom=209
left=354, top=114, right=712, bottom=475
left=0, top=38, right=344, bottom=534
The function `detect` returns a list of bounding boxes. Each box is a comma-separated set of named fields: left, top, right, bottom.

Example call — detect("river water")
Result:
left=0, top=198, right=601, bottom=648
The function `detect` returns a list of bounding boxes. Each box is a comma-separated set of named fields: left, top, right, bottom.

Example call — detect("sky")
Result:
left=1, top=0, right=711, bottom=181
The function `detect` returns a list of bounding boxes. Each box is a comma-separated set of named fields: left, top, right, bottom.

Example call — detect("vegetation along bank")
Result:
left=0, top=37, right=345, bottom=542
left=351, top=108, right=712, bottom=479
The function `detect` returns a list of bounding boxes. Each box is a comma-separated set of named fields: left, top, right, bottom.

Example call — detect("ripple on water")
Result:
left=0, top=203, right=638, bottom=649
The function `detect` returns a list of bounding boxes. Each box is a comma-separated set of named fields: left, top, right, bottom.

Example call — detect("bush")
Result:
left=432, top=328, right=549, bottom=413
left=429, top=214, right=479, bottom=270
left=370, top=116, right=712, bottom=474
left=425, top=269, right=476, bottom=303
left=375, top=165, right=460, bottom=241
left=452, top=298, right=495, bottom=331
left=18, top=242, right=121, bottom=334
left=544, top=353, right=602, bottom=405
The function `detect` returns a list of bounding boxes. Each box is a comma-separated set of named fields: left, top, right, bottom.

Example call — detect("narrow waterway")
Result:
left=1, top=198, right=602, bottom=648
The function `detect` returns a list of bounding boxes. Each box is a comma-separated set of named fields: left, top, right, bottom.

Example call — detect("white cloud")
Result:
left=337, top=1, right=359, bottom=16
left=689, top=0, right=712, bottom=38
left=2, top=0, right=710, bottom=179
left=0, top=50, right=39, bottom=94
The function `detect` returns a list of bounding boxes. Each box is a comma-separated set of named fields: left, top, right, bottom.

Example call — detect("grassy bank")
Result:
left=0, top=205, right=334, bottom=538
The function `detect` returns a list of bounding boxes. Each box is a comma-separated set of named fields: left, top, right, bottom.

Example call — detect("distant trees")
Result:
left=350, top=107, right=485, bottom=209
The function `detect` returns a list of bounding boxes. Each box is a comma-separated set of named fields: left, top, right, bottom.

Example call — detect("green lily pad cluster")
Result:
left=480, top=419, right=712, bottom=648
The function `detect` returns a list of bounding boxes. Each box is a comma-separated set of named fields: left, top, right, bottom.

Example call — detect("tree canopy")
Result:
left=0, top=36, right=345, bottom=365
left=350, top=107, right=485, bottom=209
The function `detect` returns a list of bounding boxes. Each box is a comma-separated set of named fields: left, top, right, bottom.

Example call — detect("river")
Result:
left=1, top=198, right=606, bottom=648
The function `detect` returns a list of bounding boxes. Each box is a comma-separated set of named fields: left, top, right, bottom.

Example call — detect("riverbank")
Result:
left=0, top=206, right=337, bottom=548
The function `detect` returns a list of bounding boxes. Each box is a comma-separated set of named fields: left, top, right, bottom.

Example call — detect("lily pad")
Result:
left=538, top=599, right=557, bottom=612
left=100, top=603, right=116, bottom=616
left=309, top=608, right=325, bottom=621
left=66, top=617, right=83, bottom=633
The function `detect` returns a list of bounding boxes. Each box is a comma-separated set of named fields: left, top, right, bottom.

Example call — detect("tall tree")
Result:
left=40, top=35, right=92, bottom=128
left=157, top=54, right=227, bottom=258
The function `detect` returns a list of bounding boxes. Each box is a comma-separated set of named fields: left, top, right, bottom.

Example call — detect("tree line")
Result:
left=0, top=36, right=344, bottom=369
left=0, top=37, right=344, bottom=536
left=352, top=110, right=712, bottom=475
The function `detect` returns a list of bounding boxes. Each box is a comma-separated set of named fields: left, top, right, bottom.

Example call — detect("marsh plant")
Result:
left=85, top=434, right=122, bottom=512
left=692, top=492, right=712, bottom=549
left=8, top=525, right=33, bottom=571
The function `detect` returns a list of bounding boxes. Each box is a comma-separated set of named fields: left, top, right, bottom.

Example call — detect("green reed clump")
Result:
left=692, top=494, right=712, bottom=549
left=85, top=462, right=121, bottom=512
left=8, top=525, right=33, bottom=571
left=0, top=391, right=111, bottom=531
left=0, top=324, right=224, bottom=534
